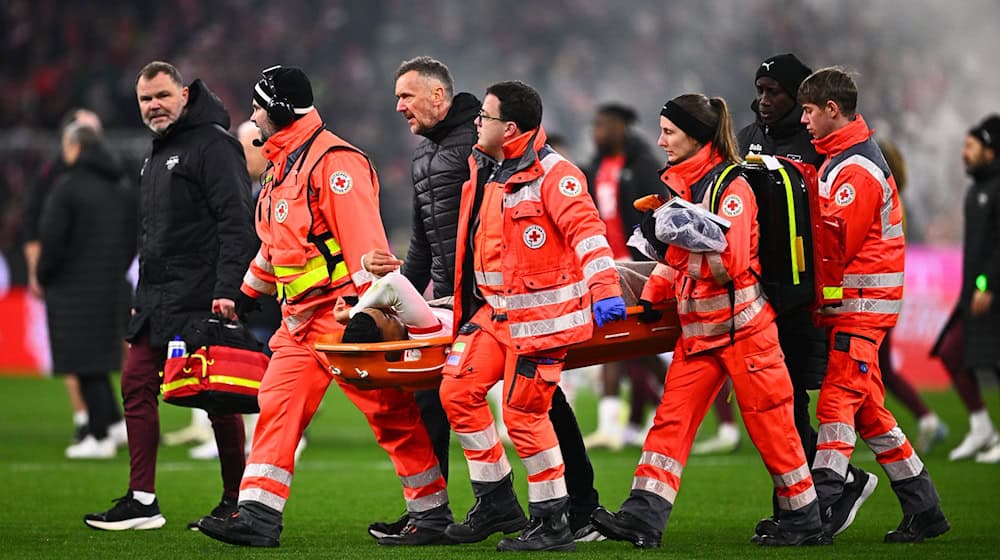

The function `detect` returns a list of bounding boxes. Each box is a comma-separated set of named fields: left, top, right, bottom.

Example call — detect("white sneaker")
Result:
left=109, top=420, right=128, bottom=448
left=623, top=423, right=649, bottom=447
left=66, top=435, right=116, bottom=459
left=975, top=440, right=1000, bottom=463
left=583, top=430, right=624, bottom=451
left=915, top=415, right=948, bottom=455
left=163, top=423, right=214, bottom=446
left=294, top=436, right=307, bottom=463
left=691, top=423, right=741, bottom=456
left=189, top=439, right=220, bottom=460
left=949, top=430, right=999, bottom=461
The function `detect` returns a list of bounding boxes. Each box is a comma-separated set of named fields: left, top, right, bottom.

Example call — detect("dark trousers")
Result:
left=415, top=385, right=598, bottom=514
left=78, top=374, right=119, bottom=440
left=121, top=332, right=245, bottom=497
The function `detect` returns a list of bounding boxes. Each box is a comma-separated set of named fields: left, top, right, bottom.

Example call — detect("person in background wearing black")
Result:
left=38, top=124, right=135, bottom=459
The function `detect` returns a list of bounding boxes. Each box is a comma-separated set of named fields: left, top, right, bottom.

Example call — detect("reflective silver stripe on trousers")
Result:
left=522, top=446, right=563, bottom=476
left=776, top=486, right=817, bottom=511
left=817, top=422, right=857, bottom=447
left=244, top=463, right=292, bottom=486
left=468, top=456, right=513, bottom=482
left=678, top=284, right=761, bottom=314
left=583, top=256, right=615, bottom=282
left=812, top=449, right=850, bottom=477
left=865, top=426, right=907, bottom=455
left=882, top=455, right=925, bottom=481
left=243, top=270, right=277, bottom=295
left=239, top=488, right=287, bottom=512
left=575, top=235, right=611, bottom=259
left=400, top=465, right=443, bottom=489
left=631, top=476, right=677, bottom=504
left=254, top=251, right=274, bottom=274
left=284, top=308, right=314, bottom=330
left=638, top=451, right=684, bottom=478
left=528, top=478, right=568, bottom=503
left=509, top=308, right=591, bottom=339
left=818, top=155, right=902, bottom=240
left=843, top=272, right=905, bottom=289
left=456, top=426, right=501, bottom=451
left=680, top=296, right=766, bottom=338
left=706, top=253, right=730, bottom=284
left=352, top=268, right=373, bottom=287
left=771, top=463, right=810, bottom=488
left=406, top=489, right=449, bottom=513
left=827, top=298, right=903, bottom=314
left=506, top=281, right=586, bottom=311
left=475, top=270, right=505, bottom=287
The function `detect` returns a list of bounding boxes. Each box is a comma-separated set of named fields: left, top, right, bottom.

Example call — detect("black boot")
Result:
left=368, top=512, right=409, bottom=539
left=198, top=511, right=279, bottom=548
left=445, top=482, right=527, bottom=544
left=188, top=495, right=237, bottom=530
left=756, top=522, right=831, bottom=547
left=497, top=509, right=575, bottom=552
left=590, top=506, right=661, bottom=549
left=884, top=504, right=950, bottom=543
left=749, top=517, right=778, bottom=543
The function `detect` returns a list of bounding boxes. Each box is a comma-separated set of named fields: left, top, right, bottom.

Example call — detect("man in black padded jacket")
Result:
left=364, top=56, right=605, bottom=544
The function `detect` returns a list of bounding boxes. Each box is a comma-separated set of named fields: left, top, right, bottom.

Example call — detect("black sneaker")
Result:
left=756, top=525, right=831, bottom=547
left=376, top=519, right=453, bottom=546
left=188, top=496, right=238, bottom=530
left=84, top=492, right=166, bottom=531
left=444, top=489, right=527, bottom=544
left=573, top=523, right=607, bottom=542
left=826, top=469, right=878, bottom=536
left=497, top=512, right=576, bottom=552
left=749, top=517, right=779, bottom=543
left=884, top=505, right=950, bottom=543
left=590, top=506, right=661, bottom=549
left=368, top=512, right=409, bottom=539
left=198, top=512, right=279, bottom=547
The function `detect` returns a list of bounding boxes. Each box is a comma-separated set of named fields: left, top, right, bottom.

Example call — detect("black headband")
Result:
left=660, top=100, right=714, bottom=143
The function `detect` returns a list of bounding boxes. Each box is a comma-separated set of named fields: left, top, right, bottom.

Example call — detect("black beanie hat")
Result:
left=253, top=65, right=314, bottom=119
left=969, top=114, right=1000, bottom=151
left=755, top=53, right=813, bottom=98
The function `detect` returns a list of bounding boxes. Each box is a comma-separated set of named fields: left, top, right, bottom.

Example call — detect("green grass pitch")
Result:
left=0, top=374, right=997, bottom=559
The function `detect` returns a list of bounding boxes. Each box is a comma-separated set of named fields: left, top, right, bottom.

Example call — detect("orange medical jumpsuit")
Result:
left=439, top=128, right=621, bottom=517
left=618, top=143, right=821, bottom=534
left=237, top=110, right=449, bottom=535
left=811, top=115, right=940, bottom=515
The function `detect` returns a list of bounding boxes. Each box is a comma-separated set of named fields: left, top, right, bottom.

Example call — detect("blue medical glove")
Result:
left=593, top=295, right=627, bottom=327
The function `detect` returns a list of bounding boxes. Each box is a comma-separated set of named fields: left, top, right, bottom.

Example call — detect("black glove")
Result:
left=235, top=292, right=261, bottom=320
left=639, top=211, right=669, bottom=260
left=637, top=298, right=663, bottom=323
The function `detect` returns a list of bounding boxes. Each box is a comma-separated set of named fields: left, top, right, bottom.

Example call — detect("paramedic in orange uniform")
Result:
left=198, top=66, right=452, bottom=548
left=798, top=67, right=948, bottom=544
left=591, top=93, right=825, bottom=548
left=439, top=81, right=626, bottom=552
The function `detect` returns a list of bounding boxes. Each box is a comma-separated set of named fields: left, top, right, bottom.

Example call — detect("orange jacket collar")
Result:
left=660, top=143, right=724, bottom=201
left=501, top=127, right=545, bottom=161
left=812, top=114, right=873, bottom=156
left=261, top=109, right=323, bottom=161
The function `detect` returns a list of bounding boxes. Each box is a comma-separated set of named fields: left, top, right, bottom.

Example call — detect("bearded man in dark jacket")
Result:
left=362, top=56, right=604, bottom=544
left=85, top=61, right=255, bottom=532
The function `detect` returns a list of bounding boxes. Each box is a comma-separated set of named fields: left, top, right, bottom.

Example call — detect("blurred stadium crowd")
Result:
left=2, top=0, right=999, bottom=284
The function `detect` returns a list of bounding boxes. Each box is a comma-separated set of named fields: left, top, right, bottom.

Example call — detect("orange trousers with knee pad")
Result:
left=622, top=322, right=819, bottom=531
left=238, top=309, right=447, bottom=526
left=813, top=327, right=939, bottom=514
left=439, top=306, right=568, bottom=514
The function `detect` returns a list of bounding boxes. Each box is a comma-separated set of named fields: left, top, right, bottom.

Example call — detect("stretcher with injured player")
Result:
left=315, top=261, right=679, bottom=391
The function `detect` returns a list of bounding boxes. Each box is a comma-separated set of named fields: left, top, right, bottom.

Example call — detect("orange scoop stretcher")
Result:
left=315, top=301, right=679, bottom=391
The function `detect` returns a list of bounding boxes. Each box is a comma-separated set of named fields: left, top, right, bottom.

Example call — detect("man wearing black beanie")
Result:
left=198, top=65, right=454, bottom=548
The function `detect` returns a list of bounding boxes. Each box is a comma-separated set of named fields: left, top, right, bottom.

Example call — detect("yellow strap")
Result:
left=207, top=376, right=261, bottom=389
left=161, top=377, right=200, bottom=394
left=276, top=259, right=350, bottom=300
left=709, top=164, right=741, bottom=213
left=823, top=286, right=844, bottom=299
left=777, top=167, right=800, bottom=285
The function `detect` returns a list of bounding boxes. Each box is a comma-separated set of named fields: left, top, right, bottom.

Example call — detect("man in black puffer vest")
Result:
left=737, top=54, right=868, bottom=542
left=364, top=56, right=604, bottom=544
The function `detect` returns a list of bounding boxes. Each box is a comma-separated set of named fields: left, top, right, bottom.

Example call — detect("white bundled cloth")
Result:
left=350, top=271, right=452, bottom=339
left=653, top=197, right=730, bottom=254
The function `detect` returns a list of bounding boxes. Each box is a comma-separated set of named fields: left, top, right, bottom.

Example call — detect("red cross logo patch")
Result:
left=330, top=171, right=352, bottom=194
left=523, top=225, right=547, bottom=249
left=274, top=199, right=289, bottom=223
left=834, top=184, right=856, bottom=206
left=558, top=175, right=583, bottom=197
left=721, top=194, right=743, bottom=217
